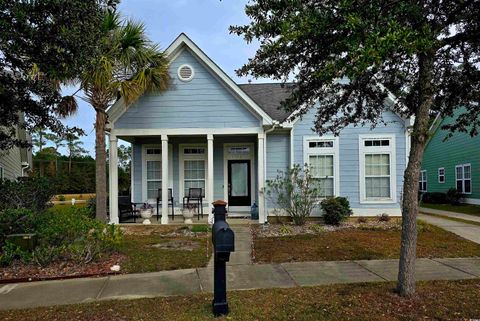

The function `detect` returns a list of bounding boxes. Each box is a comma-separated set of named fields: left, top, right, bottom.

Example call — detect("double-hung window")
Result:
left=360, top=135, right=396, bottom=203
left=419, top=170, right=427, bottom=192
left=182, top=146, right=207, bottom=198
left=304, top=137, right=339, bottom=198
left=456, top=164, right=472, bottom=194
left=145, top=148, right=162, bottom=200
left=438, top=168, right=445, bottom=183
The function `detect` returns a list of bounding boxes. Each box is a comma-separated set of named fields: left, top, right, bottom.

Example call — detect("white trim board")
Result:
left=112, top=127, right=262, bottom=137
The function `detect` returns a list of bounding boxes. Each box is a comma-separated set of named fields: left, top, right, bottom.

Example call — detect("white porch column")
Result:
left=161, top=135, right=169, bottom=224
left=207, top=134, right=214, bottom=223
left=109, top=134, right=119, bottom=224
left=258, top=133, right=266, bottom=223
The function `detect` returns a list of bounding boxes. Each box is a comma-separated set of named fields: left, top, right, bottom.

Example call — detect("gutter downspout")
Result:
left=262, top=121, right=279, bottom=223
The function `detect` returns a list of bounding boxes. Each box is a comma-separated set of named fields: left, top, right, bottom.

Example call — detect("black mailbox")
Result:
left=212, top=221, right=235, bottom=257
left=211, top=200, right=235, bottom=317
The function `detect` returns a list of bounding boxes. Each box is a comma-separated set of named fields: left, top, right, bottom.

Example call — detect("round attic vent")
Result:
left=177, top=64, right=194, bottom=82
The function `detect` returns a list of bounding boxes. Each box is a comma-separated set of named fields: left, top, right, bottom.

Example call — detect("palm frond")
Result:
left=55, top=95, right=79, bottom=118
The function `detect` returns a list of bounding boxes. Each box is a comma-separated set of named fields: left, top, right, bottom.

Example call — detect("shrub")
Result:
left=445, top=188, right=462, bottom=205
left=0, top=208, right=36, bottom=245
left=85, top=197, right=96, bottom=219
left=57, top=195, right=66, bottom=202
left=0, top=177, right=55, bottom=212
left=357, top=216, right=368, bottom=223
left=1, top=206, right=122, bottom=267
left=310, top=224, right=325, bottom=233
left=0, top=242, right=32, bottom=267
left=377, top=213, right=391, bottom=222
left=321, top=197, right=352, bottom=225
left=266, top=164, right=320, bottom=226
left=421, top=192, right=447, bottom=204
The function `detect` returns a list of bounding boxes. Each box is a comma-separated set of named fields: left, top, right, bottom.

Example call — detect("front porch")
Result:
left=108, top=129, right=267, bottom=224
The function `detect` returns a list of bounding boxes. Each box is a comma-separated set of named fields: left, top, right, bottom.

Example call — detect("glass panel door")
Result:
left=228, top=160, right=251, bottom=206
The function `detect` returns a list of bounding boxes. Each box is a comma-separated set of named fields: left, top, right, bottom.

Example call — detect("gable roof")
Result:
left=238, top=83, right=295, bottom=122
left=108, top=33, right=275, bottom=126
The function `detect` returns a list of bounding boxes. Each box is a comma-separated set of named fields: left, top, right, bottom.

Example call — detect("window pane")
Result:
left=319, top=177, right=334, bottom=197
left=147, top=181, right=161, bottom=199
left=457, top=167, right=464, bottom=179
left=365, top=154, right=390, bottom=176
left=147, top=161, right=161, bottom=180
left=184, top=160, right=205, bottom=179
left=184, top=181, right=205, bottom=197
left=465, top=179, right=472, bottom=193
left=310, top=155, right=334, bottom=177
left=464, top=165, right=471, bottom=179
left=366, top=177, right=390, bottom=198
left=456, top=180, right=463, bottom=193
left=231, top=162, right=249, bottom=196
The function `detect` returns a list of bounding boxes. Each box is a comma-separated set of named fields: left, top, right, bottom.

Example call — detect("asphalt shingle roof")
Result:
left=238, top=83, right=295, bottom=122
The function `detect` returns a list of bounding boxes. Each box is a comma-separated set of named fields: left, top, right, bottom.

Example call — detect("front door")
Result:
left=228, top=160, right=251, bottom=206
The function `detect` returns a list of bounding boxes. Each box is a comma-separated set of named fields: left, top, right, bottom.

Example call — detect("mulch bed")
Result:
left=0, top=253, right=127, bottom=283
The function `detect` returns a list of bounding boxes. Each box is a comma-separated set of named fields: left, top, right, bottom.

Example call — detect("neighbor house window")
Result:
left=438, top=168, right=445, bottom=183
left=145, top=148, right=162, bottom=199
left=0, top=166, right=3, bottom=180
left=419, top=170, right=427, bottom=192
left=456, top=164, right=472, bottom=194
left=360, top=135, right=396, bottom=203
left=304, top=137, right=338, bottom=197
left=182, top=146, right=206, bottom=197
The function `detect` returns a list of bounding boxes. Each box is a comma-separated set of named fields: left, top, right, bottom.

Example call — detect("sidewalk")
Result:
left=419, top=214, right=480, bottom=244
left=1, top=257, right=479, bottom=310
left=420, top=207, right=480, bottom=223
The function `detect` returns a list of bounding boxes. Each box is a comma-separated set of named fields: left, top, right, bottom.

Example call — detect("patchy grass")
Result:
left=421, top=202, right=480, bottom=216
left=51, top=203, right=86, bottom=210
left=422, top=212, right=480, bottom=227
left=253, top=221, right=480, bottom=263
left=1, top=279, right=480, bottom=320
left=118, top=225, right=212, bottom=273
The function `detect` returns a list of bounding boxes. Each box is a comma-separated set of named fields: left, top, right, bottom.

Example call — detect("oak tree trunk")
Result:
left=397, top=53, right=435, bottom=296
left=95, top=109, right=108, bottom=222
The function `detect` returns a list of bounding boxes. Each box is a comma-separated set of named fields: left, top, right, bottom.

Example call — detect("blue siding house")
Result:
left=107, top=33, right=411, bottom=224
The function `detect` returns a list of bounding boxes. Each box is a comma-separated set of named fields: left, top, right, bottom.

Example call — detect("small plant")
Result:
left=278, top=225, right=292, bottom=235
left=58, top=195, right=66, bottom=202
left=357, top=216, right=368, bottom=223
left=321, top=197, right=352, bottom=225
left=377, top=213, right=391, bottom=222
left=139, top=202, right=153, bottom=211
left=86, top=197, right=96, bottom=219
left=310, top=224, right=325, bottom=233
left=266, top=164, right=321, bottom=226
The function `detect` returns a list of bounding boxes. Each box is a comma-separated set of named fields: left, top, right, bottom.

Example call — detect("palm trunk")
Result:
left=397, top=53, right=434, bottom=296
left=95, top=108, right=108, bottom=222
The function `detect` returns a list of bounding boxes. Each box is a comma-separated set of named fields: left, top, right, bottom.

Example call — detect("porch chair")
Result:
left=182, top=187, right=204, bottom=220
left=118, top=196, right=140, bottom=223
left=156, top=188, right=174, bottom=221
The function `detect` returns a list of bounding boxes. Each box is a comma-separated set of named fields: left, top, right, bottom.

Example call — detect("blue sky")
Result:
left=61, top=0, right=262, bottom=155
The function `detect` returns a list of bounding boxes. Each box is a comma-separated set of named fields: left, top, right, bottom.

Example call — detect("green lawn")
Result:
left=253, top=221, right=480, bottom=263
left=118, top=225, right=212, bottom=273
left=1, top=280, right=479, bottom=320
left=420, top=202, right=480, bottom=216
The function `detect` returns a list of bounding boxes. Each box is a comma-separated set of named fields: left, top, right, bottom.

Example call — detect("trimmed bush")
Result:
left=421, top=192, right=447, bottom=204
left=321, top=197, right=352, bottom=225
left=0, top=177, right=55, bottom=212
left=0, top=208, right=36, bottom=245
left=445, top=188, right=462, bottom=205
left=377, top=213, right=391, bottom=222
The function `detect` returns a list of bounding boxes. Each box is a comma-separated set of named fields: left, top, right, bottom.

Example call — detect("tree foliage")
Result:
left=0, top=0, right=118, bottom=150
left=232, top=0, right=480, bottom=296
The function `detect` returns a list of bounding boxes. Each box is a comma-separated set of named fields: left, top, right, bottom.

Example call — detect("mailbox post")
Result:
left=211, top=200, right=234, bottom=317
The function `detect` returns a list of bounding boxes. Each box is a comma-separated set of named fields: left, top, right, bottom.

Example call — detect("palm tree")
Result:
left=68, top=11, right=169, bottom=221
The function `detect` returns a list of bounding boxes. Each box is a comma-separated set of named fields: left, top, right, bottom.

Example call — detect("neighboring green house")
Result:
left=421, top=109, right=480, bottom=205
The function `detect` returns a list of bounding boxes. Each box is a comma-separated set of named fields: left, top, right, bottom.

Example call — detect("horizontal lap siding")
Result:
left=114, top=48, right=261, bottom=129
left=293, top=107, right=406, bottom=209
left=266, top=131, right=290, bottom=208
left=0, top=147, right=22, bottom=180
left=422, top=110, right=480, bottom=201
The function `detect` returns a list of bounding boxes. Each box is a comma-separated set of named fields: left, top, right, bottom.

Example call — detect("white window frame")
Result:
left=141, top=144, right=173, bottom=202
left=419, top=170, right=428, bottom=192
left=179, top=144, right=208, bottom=200
left=303, top=136, right=340, bottom=197
left=438, top=168, right=445, bottom=184
left=359, top=134, right=397, bottom=204
left=456, top=164, right=472, bottom=194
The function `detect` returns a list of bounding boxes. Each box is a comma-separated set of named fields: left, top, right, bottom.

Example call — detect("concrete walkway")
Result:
left=207, top=224, right=252, bottom=268
left=419, top=214, right=480, bottom=244
left=1, top=257, right=479, bottom=310
left=420, top=207, right=480, bottom=223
